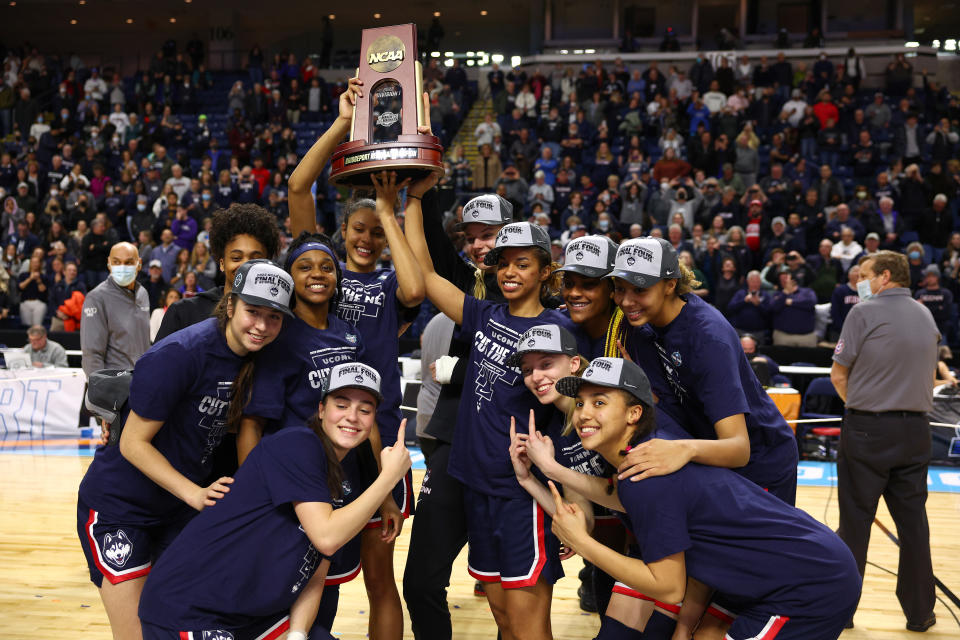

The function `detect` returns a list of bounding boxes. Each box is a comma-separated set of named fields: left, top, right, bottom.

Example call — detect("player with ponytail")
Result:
left=77, top=260, right=293, bottom=640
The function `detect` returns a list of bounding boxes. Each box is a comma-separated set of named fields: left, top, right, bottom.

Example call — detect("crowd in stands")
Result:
left=2, top=37, right=958, bottom=350
left=446, top=49, right=960, bottom=347
left=0, top=41, right=472, bottom=334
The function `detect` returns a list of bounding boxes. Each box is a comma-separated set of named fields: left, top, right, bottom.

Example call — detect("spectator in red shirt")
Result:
left=250, top=156, right=270, bottom=196
left=744, top=199, right=765, bottom=253
left=652, top=147, right=692, bottom=183
left=812, top=91, right=839, bottom=129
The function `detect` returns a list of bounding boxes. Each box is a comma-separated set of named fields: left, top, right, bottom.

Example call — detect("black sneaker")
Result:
left=473, top=580, right=485, bottom=597
left=577, top=584, right=598, bottom=613
left=906, top=613, right=936, bottom=632
left=578, top=564, right=592, bottom=582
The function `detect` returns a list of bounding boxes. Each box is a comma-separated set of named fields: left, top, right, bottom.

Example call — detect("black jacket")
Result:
left=918, top=207, right=954, bottom=249
left=419, top=190, right=506, bottom=444
left=154, top=286, right=222, bottom=342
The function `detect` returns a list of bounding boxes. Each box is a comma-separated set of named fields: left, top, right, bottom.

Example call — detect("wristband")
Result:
left=433, top=355, right=459, bottom=384
left=287, top=631, right=307, bottom=640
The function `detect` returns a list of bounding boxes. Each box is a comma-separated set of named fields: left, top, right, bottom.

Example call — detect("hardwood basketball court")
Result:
left=1, top=449, right=958, bottom=638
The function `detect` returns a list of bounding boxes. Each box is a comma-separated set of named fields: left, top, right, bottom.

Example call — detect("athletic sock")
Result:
left=593, top=615, right=644, bottom=640
left=640, top=610, right=678, bottom=640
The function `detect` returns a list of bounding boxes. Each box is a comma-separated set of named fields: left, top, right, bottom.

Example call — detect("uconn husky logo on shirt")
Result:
left=102, top=530, right=133, bottom=567
left=198, top=381, right=232, bottom=464
left=331, top=477, right=353, bottom=508
left=472, top=320, right=522, bottom=412
left=339, top=276, right=388, bottom=324
left=653, top=338, right=688, bottom=403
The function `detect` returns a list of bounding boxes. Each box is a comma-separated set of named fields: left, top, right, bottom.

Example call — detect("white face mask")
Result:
left=111, top=264, right=137, bottom=287
left=856, top=277, right=873, bottom=301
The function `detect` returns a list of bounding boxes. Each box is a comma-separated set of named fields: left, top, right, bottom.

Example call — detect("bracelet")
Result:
left=407, top=194, right=422, bottom=200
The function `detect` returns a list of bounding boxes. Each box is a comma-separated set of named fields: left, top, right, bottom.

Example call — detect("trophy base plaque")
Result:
left=329, top=135, right=444, bottom=187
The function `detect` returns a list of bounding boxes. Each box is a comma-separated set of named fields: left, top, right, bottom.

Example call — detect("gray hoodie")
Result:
left=667, top=186, right=704, bottom=230
left=80, top=276, right=151, bottom=377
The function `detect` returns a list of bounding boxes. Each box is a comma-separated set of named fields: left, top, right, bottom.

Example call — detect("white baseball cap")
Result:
left=606, top=237, right=680, bottom=289
left=557, top=235, right=618, bottom=279
left=322, top=361, right=383, bottom=403
left=456, top=194, right=514, bottom=230
left=556, top=357, right=654, bottom=407
left=231, top=259, right=294, bottom=316
left=484, top=222, right=552, bottom=266
left=505, top=324, right=579, bottom=368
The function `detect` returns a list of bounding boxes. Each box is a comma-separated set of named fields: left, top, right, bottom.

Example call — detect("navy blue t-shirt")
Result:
left=78, top=318, right=244, bottom=523
left=139, top=427, right=334, bottom=630
left=448, top=296, right=581, bottom=497
left=617, top=443, right=859, bottom=617
left=337, top=267, right=406, bottom=446
left=625, top=294, right=797, bottom=492
left=245, top=314, right=365, bottom=430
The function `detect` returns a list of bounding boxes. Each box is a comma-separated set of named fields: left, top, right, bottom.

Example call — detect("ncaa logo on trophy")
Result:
left=330, top=24, right=444, bottom=186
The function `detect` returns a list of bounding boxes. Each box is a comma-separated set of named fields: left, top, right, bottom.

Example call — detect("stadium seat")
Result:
left=800, top=377, right=844, bottom=420
left=798, top=377, right=845, bottom=460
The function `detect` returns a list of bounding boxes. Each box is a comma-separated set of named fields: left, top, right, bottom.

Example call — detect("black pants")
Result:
left=403, top=440, right=469, bottom=640
left=836, top=412, right=935, bottom=622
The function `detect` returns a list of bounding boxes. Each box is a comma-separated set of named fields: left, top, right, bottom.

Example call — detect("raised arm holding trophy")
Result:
left=282, top=22, right=442, bottom=640
left=329, top=23, right=444, bottom=186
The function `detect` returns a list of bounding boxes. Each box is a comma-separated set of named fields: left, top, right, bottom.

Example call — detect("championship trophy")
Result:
left=329, top=23, right=444, bottom=186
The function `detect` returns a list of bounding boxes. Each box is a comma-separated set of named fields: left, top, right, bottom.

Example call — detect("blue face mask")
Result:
left=201, top=193, right=212, bottom=201
left=909, top=251, right=921, bottom=260
left=137, top=203, right=147, bottom=212
left=597, top=219, right=610, bottom=231
left=110, top=264, right=137, bottom=287
left=856, top=278, right=873, bottom=301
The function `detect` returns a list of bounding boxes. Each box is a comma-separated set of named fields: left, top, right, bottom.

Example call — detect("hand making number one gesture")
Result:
left=548, top=480, right=588, bottom=555
left=509, top=409, right=558, bottom=480
left=381, top=419, right=412, bottom=483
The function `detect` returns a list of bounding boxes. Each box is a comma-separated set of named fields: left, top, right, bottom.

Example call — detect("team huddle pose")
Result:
left=77, top=77, right=862, bottom=640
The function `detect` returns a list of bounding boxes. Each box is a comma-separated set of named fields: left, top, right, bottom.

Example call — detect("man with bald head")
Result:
left=80, top=241, right=151, bottom=377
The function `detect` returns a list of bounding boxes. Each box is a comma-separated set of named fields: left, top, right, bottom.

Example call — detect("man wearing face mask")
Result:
left=195, top=187, right=218, bottom=223
left=127, top=194, right=155, bottom=242
left=80, top=242, right=150, bottom=378
left=51, top=107, right=73, bottom=140
left=847, top=184, right=877, bottom=221
left=42, top=183, right=65, bottom=214
left=831, top=251, right=939, bottom=632
left=667, top=178, right=703, bottom=230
